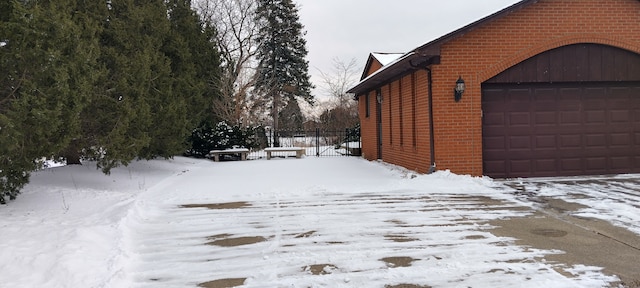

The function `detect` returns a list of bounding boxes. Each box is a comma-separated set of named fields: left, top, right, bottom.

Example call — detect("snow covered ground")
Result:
left=503, top=175, right=640, bottom=236
left=0, top=156, right=635, bottom=287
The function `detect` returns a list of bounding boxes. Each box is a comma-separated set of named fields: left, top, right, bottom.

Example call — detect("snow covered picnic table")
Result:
left=264, top=147, right=305, bottom=159
left=209, top=148, right=249, bottom=162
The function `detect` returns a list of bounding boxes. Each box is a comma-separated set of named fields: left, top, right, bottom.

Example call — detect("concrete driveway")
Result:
left=496, top=176, right=640, bottom=287
left=122, top=158, right=640, bottom=287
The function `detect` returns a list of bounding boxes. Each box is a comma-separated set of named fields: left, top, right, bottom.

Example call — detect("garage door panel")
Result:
left=484, top=161, right=505, bottom=175
left=610, top=133, right=632, bottom=147
left=483, top=82, right=640, bottom=178
left=610, top=110, right=631, bottom=122
left=611, top=157, right=632, bottom=169
left=560, top=111, right=581, bottom=125
left=534, top=159, right=557, bottom=172
left=509, top=112, right=530, bottom=126
left=585, top=134, right=606, bottom=147
left=559, top=88, right=581, bottom=99
left=483, top=136, right=506, bottom=150
left=534, top=111, right=556, bottom=125
left=510, top=160, right=532, bottom=174
left=585, top=111, right=606, bottom=124
left=484, top=112, right=505, bottom=127
left=509, top=136, right=531, bottom=150
left=584, top=98, right=606, bottom=110
left=535, top=135, right=556, bottom=148
left=586, top=157, right=607, bottom=170
left=585, top=86, right=607, bottom=93
left=560, top=158, right=582, bottom=171
left=559, top=134, right=581, bottom=148
left=534, top=88, right=557, bottom=101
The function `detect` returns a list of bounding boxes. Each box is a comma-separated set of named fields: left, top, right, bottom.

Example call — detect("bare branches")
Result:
left=316, top=57, right=360, bottom=109
left=196, top=0, right=261, bottom=125
left=315, top=57, right=361, bottom=129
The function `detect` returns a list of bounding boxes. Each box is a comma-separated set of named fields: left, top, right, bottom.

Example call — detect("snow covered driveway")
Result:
left=504, top=176, right=640, bottom=236
left=120, top=158, right=619, bottom=287
left=1, top=157, right=632, bottom=287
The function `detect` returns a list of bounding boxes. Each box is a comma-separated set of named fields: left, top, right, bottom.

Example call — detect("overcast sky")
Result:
left=295, top=0, right=523, bottom=98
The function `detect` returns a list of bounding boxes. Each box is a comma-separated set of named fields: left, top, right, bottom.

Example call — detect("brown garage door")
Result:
left=482, top=82, right=640, bottom=178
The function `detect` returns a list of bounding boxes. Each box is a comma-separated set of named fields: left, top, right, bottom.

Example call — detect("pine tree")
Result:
left=0, top=0, right=98, bottom=203
left=167, top=0, right=221, bottom=124
left=146, top=0, right=222, bottom=159
left=75, top=0, right=174, bottom=171
left=278, top=99, right=304, bottom=131
left=254, top=0, right=313, bottom=146
left=132, top=0, right=185, bottom=160
left=67, top=0, right=221, bottom=167
left=58, top=0, right=109, bottom=164
left=0, top=0, right=222, bottom=203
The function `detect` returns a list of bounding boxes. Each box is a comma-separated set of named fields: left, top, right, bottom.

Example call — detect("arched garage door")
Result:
left=482, top=44, right=640, bottom=178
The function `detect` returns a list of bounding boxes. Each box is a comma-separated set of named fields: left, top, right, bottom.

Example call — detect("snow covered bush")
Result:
left=0, top=169, right=30, bottom=204
left=184, top=121, right=267, bottom=158
left=345, top=123, right=360, bottom=142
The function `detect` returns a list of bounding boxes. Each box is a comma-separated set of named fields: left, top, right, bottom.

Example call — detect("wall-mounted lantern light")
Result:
left=454, top=76, right=465, bottom=102
left=376, top=89, right=383, bottom=103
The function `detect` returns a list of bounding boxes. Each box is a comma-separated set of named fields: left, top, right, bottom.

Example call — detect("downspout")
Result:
left=426, top=67, right=437, bottom=174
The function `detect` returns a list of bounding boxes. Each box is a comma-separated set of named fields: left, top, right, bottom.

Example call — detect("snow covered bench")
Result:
left=339, top=141, right=362, bottom=156
left=209, top=148, right=250, bottom=162
left=264, top=147, right=305, bottom=160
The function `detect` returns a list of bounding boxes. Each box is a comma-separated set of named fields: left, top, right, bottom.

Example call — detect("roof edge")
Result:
left=348, top=0, right=539, bottom=96
left=359, top=52, right=405, bottom=81
left=347, top=52, right=417, bottom=95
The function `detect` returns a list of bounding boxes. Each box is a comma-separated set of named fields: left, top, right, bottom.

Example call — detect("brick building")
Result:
left=348, top=0, right=640, bottom=178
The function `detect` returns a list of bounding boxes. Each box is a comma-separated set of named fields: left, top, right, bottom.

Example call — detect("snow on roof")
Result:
left=371, top=52, right=404, bottom=66
left=350, top=52, right=415, bottom=93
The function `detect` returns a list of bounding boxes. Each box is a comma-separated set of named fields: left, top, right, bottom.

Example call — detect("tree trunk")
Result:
left=62, top=140, right=82, bottom=165
left=272, top=92, right=280, bottom=147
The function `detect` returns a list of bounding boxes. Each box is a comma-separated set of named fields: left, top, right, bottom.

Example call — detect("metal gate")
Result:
left=248, top=128, right=361, bottom=159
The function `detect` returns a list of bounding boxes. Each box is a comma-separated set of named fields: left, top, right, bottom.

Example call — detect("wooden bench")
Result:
left=264, top=147, right=305, bottom=160
left=209, top=148, right=250, bottom=162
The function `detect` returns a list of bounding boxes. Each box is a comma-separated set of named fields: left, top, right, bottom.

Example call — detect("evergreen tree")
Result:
left=254, top=0, right=313, bottom=145
left=0, top=0, right=97, bottom=203
left=69, top=0, right=222, bottom=167
left=59, top=0, right=109, bottom=164
left=130, top=0, right=183, bottom=160
left=167, top=0, right=221, bottom=125
left=73, top=0, right=177, bottom=171
left=278, top=98, right=304, bottom=131
left=149, top=0, right=222, bottom=158
left=0, top=0, right=222, bottom=203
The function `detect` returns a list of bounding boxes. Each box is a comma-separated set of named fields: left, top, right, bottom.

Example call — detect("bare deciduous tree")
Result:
left=316, top=57, right=361, bottom=130
left=195, top=0, right=261, bottom=125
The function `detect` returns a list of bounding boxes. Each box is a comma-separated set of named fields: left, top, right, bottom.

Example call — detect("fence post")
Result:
left=316, top=128, right=320, bottom=157
left=345, top=128, right=350, bottom=157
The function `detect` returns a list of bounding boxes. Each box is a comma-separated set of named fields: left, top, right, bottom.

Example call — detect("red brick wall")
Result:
left=359, top=91, right=378, bottom=160
left=359, top=57, right=385, bottom=160
left=358, top=0, right=640, bottom=176
left=360, top=71, right=434, bottom=173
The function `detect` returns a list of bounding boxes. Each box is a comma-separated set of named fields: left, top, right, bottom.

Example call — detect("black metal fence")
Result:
left=247, top=128, right=361, bottom=159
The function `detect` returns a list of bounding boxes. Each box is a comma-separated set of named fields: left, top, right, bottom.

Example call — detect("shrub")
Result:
left=185, top=121, right=267, bottom=158
left=345, top=123, right=361, bottom=142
